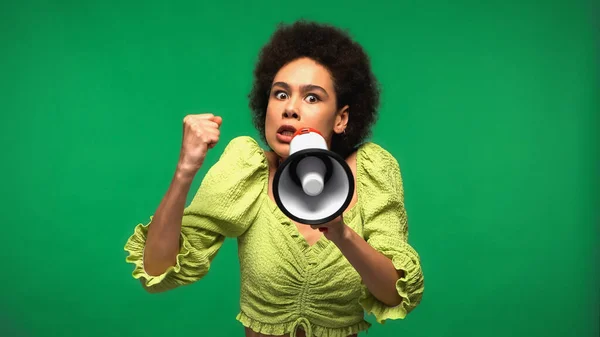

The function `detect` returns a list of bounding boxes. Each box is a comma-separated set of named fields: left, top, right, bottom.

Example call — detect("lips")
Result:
left=276, top=125, right=297, bottom=143
left=277, top=125, right=297, bottom=136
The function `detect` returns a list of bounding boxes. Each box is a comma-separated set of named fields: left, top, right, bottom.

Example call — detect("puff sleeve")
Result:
left=123, top=136, right=267, bottom=293
left=357, top=143, right=424, bottom=323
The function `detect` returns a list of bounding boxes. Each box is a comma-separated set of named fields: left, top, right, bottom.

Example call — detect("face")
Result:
left=265, top=57, right=349, bottom=160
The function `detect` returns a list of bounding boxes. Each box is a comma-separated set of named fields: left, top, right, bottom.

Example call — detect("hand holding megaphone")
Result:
left=273, top=127, right=355, bottom=225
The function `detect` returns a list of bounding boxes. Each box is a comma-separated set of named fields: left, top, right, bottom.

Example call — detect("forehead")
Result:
left=273, top=57, right=333, bottom=89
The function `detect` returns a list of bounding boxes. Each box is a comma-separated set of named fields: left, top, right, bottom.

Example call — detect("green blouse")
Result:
left=124, top=136, right=424, bottom=337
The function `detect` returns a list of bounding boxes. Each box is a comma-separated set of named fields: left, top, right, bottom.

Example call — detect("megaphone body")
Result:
left=273, top=128, right=355, bottom=225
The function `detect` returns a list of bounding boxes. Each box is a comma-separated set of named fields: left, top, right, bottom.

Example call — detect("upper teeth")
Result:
left=281, top=131, right=294, bottom=136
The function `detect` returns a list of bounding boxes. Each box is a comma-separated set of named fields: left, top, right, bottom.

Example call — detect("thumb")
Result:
left=212, top=116, right=223, bottom=127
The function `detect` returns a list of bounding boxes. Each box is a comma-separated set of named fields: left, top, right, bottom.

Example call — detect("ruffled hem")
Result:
left=123, top=216, right=207, bottom=290
left=236, top=311, right=371, bottom=337
left=358, top=252, right=423, bottom=324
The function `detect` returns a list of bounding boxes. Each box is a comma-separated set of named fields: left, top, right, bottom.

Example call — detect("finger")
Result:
left=188, top=121, right=219, bottom=133
left=311, top=224, right=328, bottom=233
left=184, top=113, right=213, bottom=124
left=203, top=132, right=219, bottom=145
left=198, top=120, right=219, bottom=129
left=203, top=128, right=220, bottom=138
left=196, top=113, right=215, bottom=120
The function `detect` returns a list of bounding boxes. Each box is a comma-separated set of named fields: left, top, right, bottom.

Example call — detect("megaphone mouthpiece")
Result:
left=297, top=156, right=326, bottom=196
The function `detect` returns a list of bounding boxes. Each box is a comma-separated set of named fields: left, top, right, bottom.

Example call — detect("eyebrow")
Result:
left=271, top=81, right=330, bottom=98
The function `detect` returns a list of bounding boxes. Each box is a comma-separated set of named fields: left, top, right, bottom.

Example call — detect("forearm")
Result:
left=334, top=225, right=404, bottom=307
left=144, top=165, right=196, bottom=276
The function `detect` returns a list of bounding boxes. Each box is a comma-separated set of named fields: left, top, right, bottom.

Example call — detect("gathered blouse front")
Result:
left=124, top=136, right=424, bottom=337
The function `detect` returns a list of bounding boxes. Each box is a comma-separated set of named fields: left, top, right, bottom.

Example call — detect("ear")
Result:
left=334, top=105, right=350, bottom=134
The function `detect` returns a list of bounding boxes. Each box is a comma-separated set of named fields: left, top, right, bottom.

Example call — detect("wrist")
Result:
left=333, top=224, right=355, bottom=247
left=174, top=164, right=199, bottom=183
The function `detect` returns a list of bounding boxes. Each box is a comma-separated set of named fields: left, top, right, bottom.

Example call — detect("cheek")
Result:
left=309, top=107, right=337, bottom=131
left=264, top=103, right=280, bottom=133
left=265, top=105, right=275, bottom=124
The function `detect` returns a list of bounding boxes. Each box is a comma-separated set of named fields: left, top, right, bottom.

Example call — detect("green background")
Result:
left=1, top=1, right=598, bottom=337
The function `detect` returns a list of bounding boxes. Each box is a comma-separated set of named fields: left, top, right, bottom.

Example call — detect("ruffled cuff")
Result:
left=123, top=217, right=209, bottom=293
left=358, top=252, right=424, bottom=324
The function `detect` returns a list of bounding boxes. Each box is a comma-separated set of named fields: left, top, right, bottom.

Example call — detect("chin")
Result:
left=266, top=137, right=284, bottom=151
left=268, top=142, right=290, bottom=161
left=273, top=144, right=289, bottom=159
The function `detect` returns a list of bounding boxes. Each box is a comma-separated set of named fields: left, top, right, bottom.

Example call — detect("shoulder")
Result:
left=201, top=135, right=268, bottom=187
left=195, top=136, right=267, bottom=202
left=355, top=142, right=406, bottom=221
left=215, top=136, right=267, bottom=168
left=355, top=141, right=404, bottom=195
left=220, top=135, right=263, bottom=158
left=357, top=141, right=401, bottom=173
left=186, top=136, right=267, bottom=232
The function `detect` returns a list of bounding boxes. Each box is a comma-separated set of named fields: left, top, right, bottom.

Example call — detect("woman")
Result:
left=124, top=20, right=424, bottom=337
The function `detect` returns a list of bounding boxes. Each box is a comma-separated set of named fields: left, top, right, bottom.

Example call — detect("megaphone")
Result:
left=273, top=127, right=355, bottom=225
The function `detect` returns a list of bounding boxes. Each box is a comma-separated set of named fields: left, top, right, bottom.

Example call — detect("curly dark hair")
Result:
left=248, top=20, right=381, bottom=158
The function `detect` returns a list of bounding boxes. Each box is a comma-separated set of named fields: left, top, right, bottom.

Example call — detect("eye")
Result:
left=274, top=91, right=288, bottom=100
left=305, top=94, right=320, bottom=103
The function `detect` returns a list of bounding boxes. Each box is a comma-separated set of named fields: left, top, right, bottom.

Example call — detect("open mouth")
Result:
left=276, top=125, right=297, bottom=143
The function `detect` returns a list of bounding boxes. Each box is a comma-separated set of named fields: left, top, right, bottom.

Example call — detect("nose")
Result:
left=282, top=109, right=301, bottom=121
left=282, top=99, right=301, bottom=121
